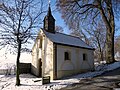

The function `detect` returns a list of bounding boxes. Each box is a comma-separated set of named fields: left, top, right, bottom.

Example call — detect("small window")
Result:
left=83, top=53, right=87, bottom=61
left=65, top=52, right=70, bottom=60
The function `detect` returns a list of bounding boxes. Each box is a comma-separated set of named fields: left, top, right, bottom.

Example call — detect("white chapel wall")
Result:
left=31, top=38, right=40, bottom=76
left=56, top=45, right=94, bottom=79
left=42, top=36, right=54, bottom=79
left=31, top=30, right=43, bottom=76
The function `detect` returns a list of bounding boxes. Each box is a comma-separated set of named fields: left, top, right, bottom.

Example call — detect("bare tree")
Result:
left=88, top=22, right=106, bottom=62
left=56, top=0, right=120, bottom=63
left=70, top=23, right=90, bottom=45
left=0, top=0, right=46, bottom=86
left=55, top=25, right=64, bottom=33
left=70, top=20, right=106, bottom=62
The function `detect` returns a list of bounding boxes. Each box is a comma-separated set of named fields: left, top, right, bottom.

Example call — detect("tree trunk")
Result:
left=99, top=50, right=104, bottom=62
left=106, top=28, right=115, bottom=63
left=98, top=0, right=115, bottom=64
left=105, top=0, right=115, bottom=64
left=16, top=41, right=21, bottom=86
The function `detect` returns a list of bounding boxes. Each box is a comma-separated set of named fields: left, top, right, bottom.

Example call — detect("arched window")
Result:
left=64, top=52, right=70, bottom=60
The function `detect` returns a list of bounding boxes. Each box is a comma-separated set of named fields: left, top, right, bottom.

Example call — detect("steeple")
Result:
left=48, top=4, right=52, bottom=16
left=43, top=3, right=55, bottom=33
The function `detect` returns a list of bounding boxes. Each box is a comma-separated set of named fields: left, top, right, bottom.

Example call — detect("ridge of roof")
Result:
left=42, top=28, right=83, bottom=40
left=55, top=31, right=91, bottom=47
left=56, top=32, right=81, bottom=39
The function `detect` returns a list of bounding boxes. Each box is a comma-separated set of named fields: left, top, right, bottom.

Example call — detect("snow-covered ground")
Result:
left=0, top=61, right=120, bottom=90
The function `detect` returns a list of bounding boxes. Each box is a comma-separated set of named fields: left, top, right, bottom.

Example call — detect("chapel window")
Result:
left=83, top=53, right=87, bottom=61
left=65, top=52, right=70, bottom=60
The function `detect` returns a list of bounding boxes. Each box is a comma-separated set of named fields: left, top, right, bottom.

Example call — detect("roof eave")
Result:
left=54, top=42, right=95, bottom=50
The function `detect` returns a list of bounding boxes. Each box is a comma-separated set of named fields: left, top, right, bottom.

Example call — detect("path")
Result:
left=60, top=67, right=120, bottom=90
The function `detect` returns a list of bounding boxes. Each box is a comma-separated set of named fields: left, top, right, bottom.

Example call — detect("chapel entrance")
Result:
left=39, top=58, right=42, bottom=77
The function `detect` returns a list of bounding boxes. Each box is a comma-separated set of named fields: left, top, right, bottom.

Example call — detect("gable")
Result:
left=32, top=30, right=45, bottom=51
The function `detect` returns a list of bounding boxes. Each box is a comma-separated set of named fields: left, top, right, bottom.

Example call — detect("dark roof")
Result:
left=42, top=29, right=94, bottom=50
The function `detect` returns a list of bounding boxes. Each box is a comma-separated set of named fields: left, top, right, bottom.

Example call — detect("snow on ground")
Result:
left=0, top=61, right=120, bottom=90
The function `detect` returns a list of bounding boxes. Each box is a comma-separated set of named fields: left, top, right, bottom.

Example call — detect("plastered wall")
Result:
left=56, top=45, right=94, bottom=79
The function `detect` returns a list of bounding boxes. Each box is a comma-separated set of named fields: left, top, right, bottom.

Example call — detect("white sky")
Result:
left=0, top=48, right=32, bottom=65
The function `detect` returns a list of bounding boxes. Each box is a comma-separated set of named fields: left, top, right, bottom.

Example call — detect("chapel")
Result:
left=31, top=5, right=94, bottom=80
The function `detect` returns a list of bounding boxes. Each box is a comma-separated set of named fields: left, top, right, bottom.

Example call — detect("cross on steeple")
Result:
left=48, top=0, right=50, bottom=5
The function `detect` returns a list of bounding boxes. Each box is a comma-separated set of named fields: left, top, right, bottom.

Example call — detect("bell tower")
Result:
left=43, top=4, right=55, bottom=33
